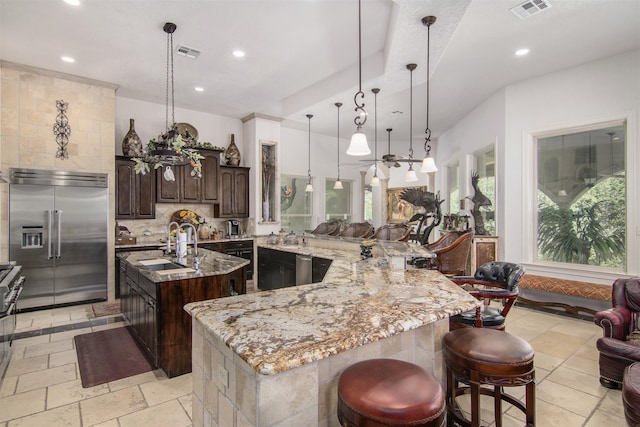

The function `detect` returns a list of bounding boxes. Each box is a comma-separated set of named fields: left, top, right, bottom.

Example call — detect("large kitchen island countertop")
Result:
left=185, top=238, right=477, bottom=375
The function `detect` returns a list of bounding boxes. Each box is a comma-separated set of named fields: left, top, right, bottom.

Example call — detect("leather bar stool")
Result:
left=623, top=362, right=640, bottom=426
left=443, top=328, right=535, bottom=427
left=337, top=358, right=445, bottom=426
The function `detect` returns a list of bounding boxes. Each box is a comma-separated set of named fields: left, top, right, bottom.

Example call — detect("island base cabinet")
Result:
left=121, top=263, right=246, bottom=378
left=190, top=316, right=449, bottom=427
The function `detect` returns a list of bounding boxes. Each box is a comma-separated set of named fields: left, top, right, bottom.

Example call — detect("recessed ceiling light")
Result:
left=61, top=56, right=75, bottom=63
left=232, top=50, right=245, bottom=58
left=63, top=0, right=81, bottom=6
left=515, top=48, right=530, bottom=56
left=194, top=87, right=204, bottom=92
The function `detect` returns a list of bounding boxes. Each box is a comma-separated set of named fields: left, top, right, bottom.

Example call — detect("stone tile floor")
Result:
left=0, top=302, right=626, bottom=426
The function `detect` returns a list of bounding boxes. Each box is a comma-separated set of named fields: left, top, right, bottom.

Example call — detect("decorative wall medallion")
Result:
left=53, top=99, right=71, bottom=159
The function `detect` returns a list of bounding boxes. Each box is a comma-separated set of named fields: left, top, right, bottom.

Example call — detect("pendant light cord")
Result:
left=336, top=103, right=342, bottom=181
left=422, top=16, right=436, bottom=155
left=353, top=0, right=367, bottom=127
left=372, top=88, right=379, bottom=176
left=307, top=114, right=313, bottom=182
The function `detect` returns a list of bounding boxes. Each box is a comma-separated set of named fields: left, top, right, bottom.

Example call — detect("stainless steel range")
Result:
left=0, top=263, right=25, bottom=380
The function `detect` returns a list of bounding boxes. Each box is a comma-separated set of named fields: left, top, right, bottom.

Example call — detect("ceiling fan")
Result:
left=360, top=128, right=404, bottom=168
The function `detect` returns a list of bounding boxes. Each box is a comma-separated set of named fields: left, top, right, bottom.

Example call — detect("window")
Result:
left=447, top=162, right=459, bottom=214
left=326, top=178, right=352, bottom=224
left=364, top=185, right=373, bottom=223
left=280, top=175, right=313, bottom=233
left=536, top=123, right=626, bottom=269
left=474, top=148, right=496, bottom=236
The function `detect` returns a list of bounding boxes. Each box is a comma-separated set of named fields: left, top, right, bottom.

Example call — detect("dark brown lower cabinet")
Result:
left=120, top=262, right=246, bottom=377
left=200, top=239, right=254, bottom=280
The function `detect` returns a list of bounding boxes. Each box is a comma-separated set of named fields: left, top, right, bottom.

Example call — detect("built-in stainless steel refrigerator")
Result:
left=9, top=169, right=108, bottom=310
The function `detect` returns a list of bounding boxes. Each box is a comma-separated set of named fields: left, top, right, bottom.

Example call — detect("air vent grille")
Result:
left=510, top=0, right=552, bottom=19
left=176, top=45, right=201, bottom=59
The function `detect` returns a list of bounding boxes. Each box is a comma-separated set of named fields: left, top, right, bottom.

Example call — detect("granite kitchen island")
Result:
left=185, top=238, right=479, bottom=427
left=118, top=248, right=248, bottom=377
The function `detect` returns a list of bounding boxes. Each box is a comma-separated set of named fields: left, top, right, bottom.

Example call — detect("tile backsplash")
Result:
left=116, top=203, right=250, bottom=238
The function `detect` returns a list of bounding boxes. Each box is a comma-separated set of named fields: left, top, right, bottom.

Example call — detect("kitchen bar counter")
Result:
left=185, top=237, right=478, bottom=426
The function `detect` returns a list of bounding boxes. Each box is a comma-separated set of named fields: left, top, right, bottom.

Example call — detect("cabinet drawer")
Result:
left=224, top=240, right=253, bottom=250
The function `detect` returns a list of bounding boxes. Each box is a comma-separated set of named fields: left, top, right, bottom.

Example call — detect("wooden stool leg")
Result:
left=446, top=365, right=456, bottom=426
left=471, top=379, right=480, bottom=427
left=494, top=385, right=503, bottom=427
left=526, top=381, right=535, bottom=426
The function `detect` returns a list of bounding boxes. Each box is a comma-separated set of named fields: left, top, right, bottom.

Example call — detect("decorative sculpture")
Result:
left=469, top=170, right=492, bottom=235
left=280, top=178, right=297, bottom=212
left=399, top=188, right=444, bottom=244
left=53, top=99, right=70, bottom=159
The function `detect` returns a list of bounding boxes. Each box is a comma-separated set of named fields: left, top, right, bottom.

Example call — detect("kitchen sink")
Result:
left=144, top=262, right=188, bottom=271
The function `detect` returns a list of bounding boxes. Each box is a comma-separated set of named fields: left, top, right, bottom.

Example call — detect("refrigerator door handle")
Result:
left=47, top=210, right=53, bottom=259
left=56, top=210, right=62, bottom=259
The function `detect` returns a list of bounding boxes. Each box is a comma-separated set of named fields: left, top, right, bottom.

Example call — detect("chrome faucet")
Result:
left=180, top=223, right=198, bottom=257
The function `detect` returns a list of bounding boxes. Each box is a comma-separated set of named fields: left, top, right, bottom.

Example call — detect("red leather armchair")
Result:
left=594, top=278, right=640, bottom=389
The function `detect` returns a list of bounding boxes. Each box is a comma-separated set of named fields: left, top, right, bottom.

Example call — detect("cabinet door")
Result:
left=312, top=257, right=332, bottom=283
left=201, top=151, right=220, bottom=202
left=136, top=168, right=156, bottom=218
left=115, top=159, right=135, bottom=219
left=181, top=167, right=201, bottom=202
left=217, top=167, right=235, bottom=217
left=143, top=295, right=157, bottom=364
left=156, top=167, right=181, bottom=203
left=234, top=168, right=249, bottom=217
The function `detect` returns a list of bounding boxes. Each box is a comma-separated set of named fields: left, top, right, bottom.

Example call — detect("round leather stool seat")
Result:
left=623, top=362, right=640, bottom=426
left=337, top=359, right=445, bottom=427
left=443, top=328, right=536, bottom=427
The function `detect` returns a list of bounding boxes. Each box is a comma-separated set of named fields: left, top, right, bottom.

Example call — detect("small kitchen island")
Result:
left=185, top=237, right=479, bottom=427
left=118, top=248, right=248, bottom=377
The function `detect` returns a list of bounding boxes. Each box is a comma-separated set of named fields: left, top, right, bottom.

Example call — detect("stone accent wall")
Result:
left=0, top=62, right=117, bottom=296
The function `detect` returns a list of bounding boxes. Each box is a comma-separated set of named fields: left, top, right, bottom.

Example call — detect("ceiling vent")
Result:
left=176, top=45, right=201, bottom=59
left=510, top=0, right=552, bottom=19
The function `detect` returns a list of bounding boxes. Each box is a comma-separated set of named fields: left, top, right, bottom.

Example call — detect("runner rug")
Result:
left=74, top=327, right=155, bottom=388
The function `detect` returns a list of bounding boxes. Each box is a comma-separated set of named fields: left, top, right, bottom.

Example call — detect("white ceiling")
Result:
left=1, top=0, right=639, bottom=155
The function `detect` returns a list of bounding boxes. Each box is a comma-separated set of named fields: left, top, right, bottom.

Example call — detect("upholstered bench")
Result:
left=517, top=274, right=611, bottom=316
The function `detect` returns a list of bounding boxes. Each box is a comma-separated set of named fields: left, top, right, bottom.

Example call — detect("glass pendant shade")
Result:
left=305, top=182, right=314, bottom=192
left=405, top=167, right=418, bottom=182
left=333, top=180, right=343, bottom=190
left=347, top=127, right=370, bottom=156
left=420, top=156, right=438, bottom=173
left=370, top=175, right=380, bottom=187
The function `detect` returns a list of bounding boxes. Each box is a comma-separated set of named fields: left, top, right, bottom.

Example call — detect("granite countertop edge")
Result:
left=185, top=240, right=479, bottom=376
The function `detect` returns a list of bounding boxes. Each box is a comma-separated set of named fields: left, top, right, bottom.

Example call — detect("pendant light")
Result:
left=305, top=114, right=314, bottom=192
left=346, top=0, right=371, bottom=156
left=405, top=63, right=418, bottom=183
left=132, top=22, right=203, bottom=179
left=370, top=88, right=381, bottom=187
left=420, top=16, right=438, bottom=173
left=334, top=103, right=344, bottom=190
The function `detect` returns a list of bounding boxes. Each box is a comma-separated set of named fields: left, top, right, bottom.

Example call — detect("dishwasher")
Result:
left=295, top=255, right=312, bottom=285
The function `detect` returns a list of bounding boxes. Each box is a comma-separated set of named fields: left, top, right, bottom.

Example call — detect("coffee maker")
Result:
left=226, top=219, right=240, bottom=238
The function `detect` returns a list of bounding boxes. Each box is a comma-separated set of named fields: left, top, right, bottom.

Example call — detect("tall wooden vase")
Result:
left=224, top=134, right=241, bottom=166
left=122, top=118, right=143, bottom=157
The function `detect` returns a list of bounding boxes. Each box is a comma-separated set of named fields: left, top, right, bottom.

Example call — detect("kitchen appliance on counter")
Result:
left=226, top=219, right=240, bottom=238
left=0, top=263, right=25, bottom=380
left=9, top=169, right=108, bottom=310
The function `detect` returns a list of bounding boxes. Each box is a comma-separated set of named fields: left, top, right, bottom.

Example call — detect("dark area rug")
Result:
left=74, top=327, right=155, bottom=388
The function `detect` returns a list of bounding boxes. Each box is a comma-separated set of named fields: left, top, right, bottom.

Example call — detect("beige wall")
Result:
left=0, top=62, right=118, bottom=299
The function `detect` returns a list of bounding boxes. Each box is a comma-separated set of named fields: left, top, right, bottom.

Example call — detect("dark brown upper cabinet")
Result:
left=155, top=150, right=221, bottom=204
left=115, top=156, right=156, bottom=219
left=214, top=166, right=249, bottom=218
